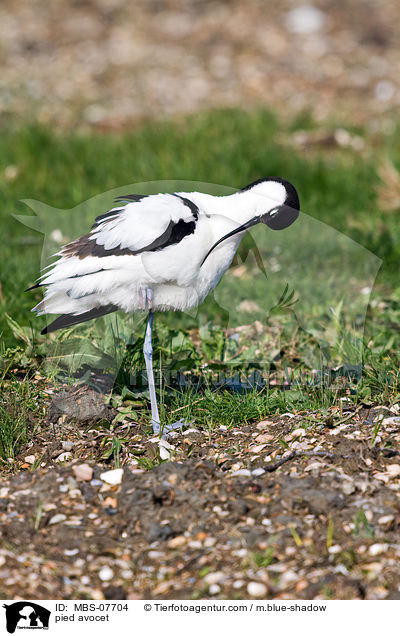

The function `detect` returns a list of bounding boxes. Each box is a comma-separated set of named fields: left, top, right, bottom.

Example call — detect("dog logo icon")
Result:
left=3, top=602, right=50, bottom=633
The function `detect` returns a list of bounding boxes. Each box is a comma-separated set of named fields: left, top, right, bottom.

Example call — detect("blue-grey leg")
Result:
left=143, top=310, right=161, bottom=435
left=143, top=288, right=187, bottom=437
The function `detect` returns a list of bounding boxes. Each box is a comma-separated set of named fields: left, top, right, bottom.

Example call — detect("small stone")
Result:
left=159, top=441, right=172, bottom=460
left=328, top=545, right=342, bottom=554
left=365, top=510, right=373, bottom=522
left=247, top=582, right=267, bottom=598
left=256, top=420, right=273, bottom=431
left=284, top=6, right=326, bottom=34
left=378, top=515, right=395, bottom=529
left=42, top=503, right=56, bottom=512
left=255, top=434, right=274, bottom=443
left=363, top=563, right=384, bottom=576
left=252, top=468, right=265, bottom=476
left=64, top=548, right=79, bottom=556
left=49, top=513, right=67, bottom=525
left=62, top=441, right=75, bottom=451
left=168, top=536, right=187, bottom=548
left=381, top=417, right=400, bottom=427
left=98, top=566, right=114, bottom=582
left=233, top=580, right=244, bottom=589
left=386, top=464, right=400, bottom=477
left=279, top=570, right=299, bottom=588
left=374, top=472, right=389, bottom=483
left=342, top=481, right=356, bottom=495
left=104, top=497, right=117, bottom=508
left=24, top=455, right=36, bottom=465
left=204, top=572, right=225, bottom=585
left=368, top=544, right=388, bottom=556
left=148, top=551, right=164, bottom=559
left=204, top=537, right=216, bottom=548
left=100, top=468, right=123, bottom=485
left=152, top=581, right=171, bottom=594
left=231, top=469, right=251, bottom=477
left=72, top=464, right=93, bottom=481
left=167, top=473, right=178, bottom=486
left=209, top=584, right=221, bottom=595
left=250, top=444, right=267, bottom=453
left=56, top=452, right=72, bottom=463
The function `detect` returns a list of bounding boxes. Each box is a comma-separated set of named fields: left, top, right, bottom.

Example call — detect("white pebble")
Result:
left=98, top=566, right=114, bottom=581
left=49, top=513, right=67, bottom=525
left=231, top=469, right=251, bottom=477
left=252, top=468, right=265, bottom=476
left=387, top=464, right=400, bottom=477
left=328, top=544, right=342, bottom=554
left=342, top=482, right=356, bottom=495
left=378, top=515, right=394, bottom=526
left=368, top=543, right=388, bottom=556
left=56, top=452, right=72, bottom=463
left=247, top=582, right=267, bottom=598
left=204, top=572, right=225, bottom=585
left=382, top=417, right=400, bottom=426
left=72, top=464, right=93, bottom=481
left=209, top=584, right=221, bottom=595
left=159, top=442, right=171, bottom=461
left=285, top=6, right=326, bottom=34
left=100, top=468, right=123, bottom=485
left=204, top=537, right=216, bottom=548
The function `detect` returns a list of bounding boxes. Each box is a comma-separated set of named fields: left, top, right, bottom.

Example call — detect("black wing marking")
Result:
left=41, top=304, right=118, bottom=334
left=62, top=194, right=199, bottom=260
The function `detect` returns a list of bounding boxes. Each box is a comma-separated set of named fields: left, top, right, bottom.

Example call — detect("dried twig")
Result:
left=170, top=397, right=206, bottom=414
left=264, top=449, right=346, bottom=472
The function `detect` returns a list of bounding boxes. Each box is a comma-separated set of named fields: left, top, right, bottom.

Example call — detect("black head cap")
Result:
left=241, top=177, right=300, bottom=231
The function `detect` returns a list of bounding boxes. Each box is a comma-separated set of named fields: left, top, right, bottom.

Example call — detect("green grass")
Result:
left=0, top=372, right=42, bottom=462
left=2, top=107, right=400, bottom=458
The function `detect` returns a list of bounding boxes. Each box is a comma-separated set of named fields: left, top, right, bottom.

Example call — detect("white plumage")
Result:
left=30, top=177, right=300, bottom=434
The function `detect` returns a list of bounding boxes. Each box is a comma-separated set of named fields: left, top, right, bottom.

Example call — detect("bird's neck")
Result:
left=189, top=191, right=263, bottom=226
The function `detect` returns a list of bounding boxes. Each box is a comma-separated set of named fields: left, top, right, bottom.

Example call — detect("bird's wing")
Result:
left=60, top=192, right=199, bottom=259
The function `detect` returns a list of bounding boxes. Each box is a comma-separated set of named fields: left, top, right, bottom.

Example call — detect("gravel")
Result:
left=2, top=398, right=400, bottom=600
left=1, top=0, right=400, bottom=129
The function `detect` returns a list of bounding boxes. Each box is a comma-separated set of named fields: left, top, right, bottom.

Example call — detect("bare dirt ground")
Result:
left=1, top=387, right=400, bottom=600
left=1, top=0, right=400, bottom=129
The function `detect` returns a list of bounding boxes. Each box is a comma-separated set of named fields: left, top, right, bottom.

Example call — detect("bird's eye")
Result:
left=261, top=204, right=299, bottom=230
